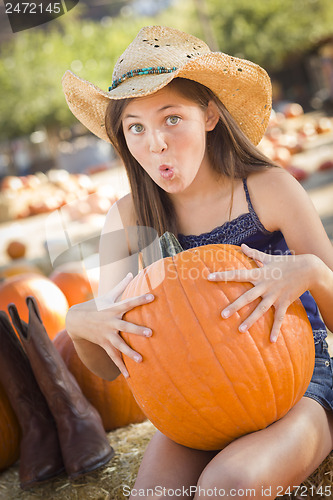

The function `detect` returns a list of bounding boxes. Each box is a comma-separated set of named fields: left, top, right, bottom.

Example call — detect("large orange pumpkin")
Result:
left=121, top=244, right=315, bottom=450
left=53, top=330, right=146, bottom=431
left=0, top=382, right=21, bottom=471
left=0, top=274, right=69, bottom=340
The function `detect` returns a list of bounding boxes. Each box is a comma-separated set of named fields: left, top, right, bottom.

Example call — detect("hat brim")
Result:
left=62, top=52, right=271, bottom=146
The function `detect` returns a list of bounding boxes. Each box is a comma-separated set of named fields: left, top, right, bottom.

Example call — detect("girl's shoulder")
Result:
left=247, top=165, right=296, bottom=190
left=245, top=167, right=310, bottom=233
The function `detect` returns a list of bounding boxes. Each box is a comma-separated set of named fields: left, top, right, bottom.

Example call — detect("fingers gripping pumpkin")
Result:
left=121, top=244, right=315, bottom=450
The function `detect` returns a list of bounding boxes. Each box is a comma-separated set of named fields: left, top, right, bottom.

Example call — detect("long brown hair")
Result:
left=105, top=78, right=278, bottom=237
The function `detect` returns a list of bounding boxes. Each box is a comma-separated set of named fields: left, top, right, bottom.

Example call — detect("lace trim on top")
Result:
left=178, top=179, right=272, bottom=249
left=313, top=329, right=328, bottom=343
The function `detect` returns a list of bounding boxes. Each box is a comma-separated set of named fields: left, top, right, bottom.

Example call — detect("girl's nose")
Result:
left=149, top=130, right=167, bottom=154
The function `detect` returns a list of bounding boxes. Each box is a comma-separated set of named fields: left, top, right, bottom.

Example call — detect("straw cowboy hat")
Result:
left=62, top=25, right=272, bottom=146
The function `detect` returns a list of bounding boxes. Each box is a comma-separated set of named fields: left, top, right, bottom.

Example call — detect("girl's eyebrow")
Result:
left=123, top=104, right=183, bottom=120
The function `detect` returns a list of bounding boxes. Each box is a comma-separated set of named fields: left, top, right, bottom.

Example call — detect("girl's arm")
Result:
left=254, top=168, right=333, bottom=331
left=66, top=194, right=154, bottom=380
left=208, top=168, right=333, bottom=339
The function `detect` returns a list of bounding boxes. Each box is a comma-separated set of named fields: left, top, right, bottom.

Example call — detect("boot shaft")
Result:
left=0, top=311, right=53, bottom=426
left=0, top=310, right=65, bottom=488
left=8, top=298, right=95, bottom=418
left=8, top=296, right=114, bottom=479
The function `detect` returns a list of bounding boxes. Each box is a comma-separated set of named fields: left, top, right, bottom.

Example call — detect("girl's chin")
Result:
left=151, top=173, right=194, bottom=194
left=158, top=180, right=188, bottom=194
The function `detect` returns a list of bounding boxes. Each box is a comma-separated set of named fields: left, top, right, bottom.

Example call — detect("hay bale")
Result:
left=0, top=420, right=331, bottom=499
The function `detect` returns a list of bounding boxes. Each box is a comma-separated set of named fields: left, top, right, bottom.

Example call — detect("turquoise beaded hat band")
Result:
left=62, top=25, right=272, bottom=146
left=109, top=67, right=177, bottom=91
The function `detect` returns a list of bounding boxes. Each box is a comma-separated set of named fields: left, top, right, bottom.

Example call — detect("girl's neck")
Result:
left=168, top=163, right=236, bottom=236
left=169, top=164, right=229, bottom=210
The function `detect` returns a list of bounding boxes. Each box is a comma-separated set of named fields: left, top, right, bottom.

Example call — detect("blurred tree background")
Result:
left=198, top=0, right=333, bottom=67
left=0, top=0, right=333, bottom=140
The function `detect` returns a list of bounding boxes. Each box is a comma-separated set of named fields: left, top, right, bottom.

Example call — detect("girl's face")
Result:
left=121, top=85, right=219, bottom=195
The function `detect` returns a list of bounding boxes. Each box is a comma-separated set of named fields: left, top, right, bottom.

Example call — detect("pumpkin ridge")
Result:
left=212, top=246, right=280, bottom=425
left=173, top=250, right=259, bottom=433
left=125, top=263, right=217, bottom=442
left=222, top=323, right=278, bottom=428
left=157, top=257, right=235, bottom=441
left=169, top=255, right=239, bottom=441
left=292, top=312, right=308, bottom=399
left=280, top=305, right=310, bottom=404
left=187, top=248, right=263, bottom=420
left=277, top=325, right=296, bottom=411
left=248, top=330, right=279, bottom=423
left=254, top=309, right=298, bottom=418
left=189, top=245, right=283, bottom=430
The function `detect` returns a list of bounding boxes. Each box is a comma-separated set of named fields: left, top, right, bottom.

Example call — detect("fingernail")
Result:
left=271, top=336, right=277, bottom=343
left=123, top=370, right=129, bottom=378
left=207, top=273, right=216, bottom=280
left=134, top=355, right=142, bottom=363
left=126, top=272, right=133, bottom=279
left=239, top=324, right=247, bottom=332
left=222, top=310, right=230, bottom=318
left=144, top=329, right=152, bottom=337
left=146, top=294, right=154, bottom=301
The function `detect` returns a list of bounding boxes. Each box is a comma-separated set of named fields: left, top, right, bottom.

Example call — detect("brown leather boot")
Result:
left=8, top=297, right=114, bottom=480
left=0, top=311, right=64, bottom=490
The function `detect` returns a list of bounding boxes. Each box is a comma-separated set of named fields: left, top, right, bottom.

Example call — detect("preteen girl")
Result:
left=62, top=26, right=333, bottom=499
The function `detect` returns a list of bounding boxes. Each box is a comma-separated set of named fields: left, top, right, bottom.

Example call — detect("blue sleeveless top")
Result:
left=178, top=178, right=327, bottom=341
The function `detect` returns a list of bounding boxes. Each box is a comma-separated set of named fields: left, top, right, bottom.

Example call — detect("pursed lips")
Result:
left=159, top=164, right=173, bottom=171
left=158, top=164, right=175, bottom=179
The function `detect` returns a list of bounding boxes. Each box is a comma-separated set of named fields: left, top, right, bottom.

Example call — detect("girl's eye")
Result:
left=129, top=123, right=144, bottom=134
left=166, top=116, right=180, bottom=126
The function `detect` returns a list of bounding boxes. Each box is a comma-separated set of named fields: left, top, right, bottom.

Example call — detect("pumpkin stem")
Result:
left=159, top=232, right=184, bottom=258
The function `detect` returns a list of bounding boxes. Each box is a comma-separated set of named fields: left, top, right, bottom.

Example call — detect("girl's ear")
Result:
left=205, top=100, right=220, bottom=131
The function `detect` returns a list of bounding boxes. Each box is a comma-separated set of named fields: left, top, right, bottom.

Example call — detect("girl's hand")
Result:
left=207, top=244, right=314, bottom=342
left=66, top=272, right=154, bottom=378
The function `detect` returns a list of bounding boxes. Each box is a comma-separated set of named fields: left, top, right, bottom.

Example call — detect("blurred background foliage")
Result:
left=203, top=0, right=333, bottom=65
left=0, top=0, right=333, bottom=139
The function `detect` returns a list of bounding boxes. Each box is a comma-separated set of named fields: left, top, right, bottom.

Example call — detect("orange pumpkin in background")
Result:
left=0, top=262, right=43, bottom=281
left=49, top=269, right=97, bottom=307
left=0, top=382, right=20, bottom=472
left=53, top=330, right=146, bottom=431
left=0, top=274, right=68, bottom=340
left=121, top=244, right=315, bottom=450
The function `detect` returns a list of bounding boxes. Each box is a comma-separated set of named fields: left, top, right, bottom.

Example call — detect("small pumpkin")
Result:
left=6, top=241, right=26, bottom=260
left=121, top=244, right=315, bottom=450
left=0, top=382, right=21, bottom=472
left=53, top=330, right=146, bottom=431
left=0, top=274, right=69, bottom=340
